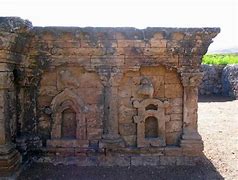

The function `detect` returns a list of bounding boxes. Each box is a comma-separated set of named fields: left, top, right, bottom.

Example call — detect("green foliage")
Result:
left=202, top=54, right=238, bottom=65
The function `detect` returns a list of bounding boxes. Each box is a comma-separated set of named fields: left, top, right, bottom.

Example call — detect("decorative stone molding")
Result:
left=0, top=143, right=21, bottom=176
left=181, top=73, right=204, bottom=87
left=48, top=88, right=88, bottom=147
left=180, top=72, right=204, bottom=155
left=133, top=99, right=170, bottom=147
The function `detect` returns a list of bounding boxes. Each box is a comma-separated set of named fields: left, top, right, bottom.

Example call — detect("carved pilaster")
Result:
left=0, top=71, right=21, bottom=176
left=99, top=70, right=124, bottom=148
left=0, top=143, right=21, bottom=176
left=180, top=72, right=204, bottom=156
left=0, top=18, right=32, bottom=175
left=181, top=73, right=204, bottom=87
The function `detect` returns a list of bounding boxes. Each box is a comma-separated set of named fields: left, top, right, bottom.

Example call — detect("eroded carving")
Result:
left=59, top=69, right=80, bottom=88
left=47, top=88, right=88, bottom=147
left=137, top=77, right=154, bottom=98
left=133, top=99, right=169, bottom=147
left=181, top=73, right=204, bottom=87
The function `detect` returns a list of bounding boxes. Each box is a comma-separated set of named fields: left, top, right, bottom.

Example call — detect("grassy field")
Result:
left=202, top=54, right=238, bottom=65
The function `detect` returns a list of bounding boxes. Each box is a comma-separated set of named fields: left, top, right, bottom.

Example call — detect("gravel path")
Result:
left=18, top=96, right=238, bottom=180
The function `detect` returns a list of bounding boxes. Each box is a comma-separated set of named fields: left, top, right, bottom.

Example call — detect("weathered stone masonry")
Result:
left=0, top=17, right=219, bottom=176
left=199, top=64, right=238, bottom=98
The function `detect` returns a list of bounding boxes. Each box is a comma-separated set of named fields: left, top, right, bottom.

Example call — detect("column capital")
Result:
left=0, top=71, right=14, bottom=90
left=181, top=72, right=203, bottom=87
left=99, top=72, right=123, bottom=87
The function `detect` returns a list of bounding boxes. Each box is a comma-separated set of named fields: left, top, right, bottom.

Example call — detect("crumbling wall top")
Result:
left=31, top=26, right=220, bottom=47
left=0, top=17, right=32, bottom=33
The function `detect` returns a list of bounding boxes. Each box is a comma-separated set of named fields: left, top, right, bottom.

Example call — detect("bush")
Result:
left=202, top=54, right=238, bottom=65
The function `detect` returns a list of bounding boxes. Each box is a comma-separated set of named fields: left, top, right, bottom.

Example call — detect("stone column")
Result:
left=103, top=85, right=119, bottom=138
left=0, top=71, right=21, bottom=176
left=180, top=72, right=204, bottom=155
left=0, top=17, right=31, bottom=176
left=100, top=71, right=124, bottom=148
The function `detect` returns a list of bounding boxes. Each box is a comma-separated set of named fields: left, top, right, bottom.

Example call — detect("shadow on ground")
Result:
left=198, top=95, right=235, bottom=102
left=18, top=155, right=223, bottom=180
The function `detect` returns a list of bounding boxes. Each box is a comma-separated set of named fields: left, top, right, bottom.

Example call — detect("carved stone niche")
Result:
left=133, top=99, right=170, bottom=148
left=137, top=77, right=154, bottom=98
left=47, top=88, right=88, bottom=148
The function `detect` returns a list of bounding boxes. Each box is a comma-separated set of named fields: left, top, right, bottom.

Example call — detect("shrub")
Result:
left=202, top=54, right=238, bottom=65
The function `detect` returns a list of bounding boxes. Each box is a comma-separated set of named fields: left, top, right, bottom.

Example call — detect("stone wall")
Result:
left=199, top=64, right=238, bottom=99
left=222, top=65, right=238, bottom=99
left=0, top=17, right=220, bottom=176
left=199, top=64, right=224, bottom=95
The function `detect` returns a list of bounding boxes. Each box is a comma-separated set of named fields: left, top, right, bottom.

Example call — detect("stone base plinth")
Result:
left=0, top=143, right=21, bottom=177
left=45, top=139, right=91, bottom=156
left=47, top=139, right=89, bottom=148
left=35, top=146, right=204, bottom=167
left=35, top=152, right=204, bottom=167
left=99, top=134, right=125, bottom=149
left=180, top=133, right=204, bottom=156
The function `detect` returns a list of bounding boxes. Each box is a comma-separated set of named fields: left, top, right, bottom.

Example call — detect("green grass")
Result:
left=202, top=54, right=238, bottom=65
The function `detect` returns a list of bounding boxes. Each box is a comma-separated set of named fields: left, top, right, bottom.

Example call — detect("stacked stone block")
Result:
left=0, top=17, right=32, bottom=176
left=0, top=17, right=220, bottom=176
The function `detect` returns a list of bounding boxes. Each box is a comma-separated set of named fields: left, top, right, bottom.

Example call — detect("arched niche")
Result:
left=50, top=88, right=86, bottom=140
left=61, top=107, right=76, bottom=139
left=145, top=116, right=158, bottom=138
left=145, top=104, right=158, bottom=111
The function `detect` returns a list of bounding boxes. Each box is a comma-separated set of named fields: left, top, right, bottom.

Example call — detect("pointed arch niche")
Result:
left=47, top=88, right=88, bottom=148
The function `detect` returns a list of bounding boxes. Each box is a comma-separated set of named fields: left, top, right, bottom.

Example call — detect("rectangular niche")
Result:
left=61, top=108, right=77, bottom=139
left=145, top=116, right=158, bottom=138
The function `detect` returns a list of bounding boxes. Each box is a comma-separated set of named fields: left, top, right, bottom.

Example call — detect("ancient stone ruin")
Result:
left=0, top=17, right=220, bottom=176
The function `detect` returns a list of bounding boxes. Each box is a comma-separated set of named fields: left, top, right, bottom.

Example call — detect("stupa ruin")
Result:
left=0, top=17, right=220, bottom=176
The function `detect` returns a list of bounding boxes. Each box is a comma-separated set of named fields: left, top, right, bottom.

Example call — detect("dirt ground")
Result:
left=18, top=96, right=238, bottom=180
left=198, top=96, right=238, bottom=180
